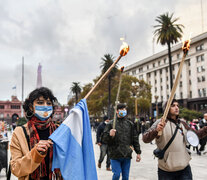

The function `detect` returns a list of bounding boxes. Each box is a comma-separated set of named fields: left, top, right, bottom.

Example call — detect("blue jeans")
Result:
left=110, top=158, right=131, bottom=180
left=158, top=165, right=192, bottom=180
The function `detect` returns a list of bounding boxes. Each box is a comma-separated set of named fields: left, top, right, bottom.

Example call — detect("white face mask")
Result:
left=34, top=106, right=53, bottom=121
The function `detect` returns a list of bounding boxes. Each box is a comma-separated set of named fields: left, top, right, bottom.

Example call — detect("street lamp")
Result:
left=132, top=82, right=139, bottom=117
left=154, top=95, right=159, bottom=120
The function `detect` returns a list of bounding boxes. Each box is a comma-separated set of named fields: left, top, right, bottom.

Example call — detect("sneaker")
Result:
left=106, top=167, right=112, bottom=171
left=98, top=162, right=101, bottom=168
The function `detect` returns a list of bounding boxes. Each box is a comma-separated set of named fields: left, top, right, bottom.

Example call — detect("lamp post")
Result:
left=132, top=82, right=139, bottom=117
left=154, top=95, right=159, bottom=120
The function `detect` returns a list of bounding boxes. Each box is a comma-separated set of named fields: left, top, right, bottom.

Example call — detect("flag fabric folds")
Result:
left=49, top=99, right=97, bottom=180
left=12, top=86, right=16, bottom=89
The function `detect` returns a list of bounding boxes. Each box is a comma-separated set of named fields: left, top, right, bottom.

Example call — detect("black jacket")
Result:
left=96, top=121, right=107, bottom=143
left=102, top=117, right=141, bottom=159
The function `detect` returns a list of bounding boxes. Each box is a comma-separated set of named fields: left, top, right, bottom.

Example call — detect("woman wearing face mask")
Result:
left=10, top=87, right=62, bottom=180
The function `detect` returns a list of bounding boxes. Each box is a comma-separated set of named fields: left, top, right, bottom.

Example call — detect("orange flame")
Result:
left=120, top=66, right=124, bottom=72
left=182, top=39, right=191, bottom=54
left=119, top=42, right=129, bottom=56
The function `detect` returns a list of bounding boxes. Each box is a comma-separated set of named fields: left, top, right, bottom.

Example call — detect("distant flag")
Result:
left=12, top=86, right=16, bottom=89
left=49, top=99, right=98, bottom=180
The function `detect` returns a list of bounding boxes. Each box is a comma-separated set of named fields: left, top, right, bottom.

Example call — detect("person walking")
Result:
left=9, top=87, right=62, bottom=180
left=96, top=116, right=111, bottom=171
left=102, top=103, right=141, bottom=180
left=143, top=99, right=207, bottom=180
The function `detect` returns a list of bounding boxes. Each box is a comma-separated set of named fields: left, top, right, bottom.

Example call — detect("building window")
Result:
left=202, top=76, right=205, bottom=81
left=158, top=61, right=160, bottom=66
left=164, top=58, right=167, bottom=64
left=197, top=66, right=205, bottom=73
left=0, top=113, right=3, bottom=118
left=147, top=65, right=149, bottom=70
left=167, top=94, right=169, bottom=99
left=132, top=70, right=136, bottom=75
left=196, top=44, right=204, bottom=51
left=153, top=63, right=155, bottom=68
left=197, top=77, right=201, bottom=82
left=155, top=87, right=157, bottom=92
left=190, top=91, right=192, bottom=98
left=189, top=70, right=191, bottom=75
left=148, top=73, right=151, bottom=78
left=180, top=92, right=183, bottom=99
left=161, top=86, right=163, bottom=90
left=139, top=67, right=143, bottom=73
left=160, top=78, right=162, bottom=82
left=180, top=81, right=182, bottom=87
left=161, top=96, right=163, bottom=101
left=198, top=89, right=202, bottom=97
left=149, top=81, right=151, bottom=85
left=0, top=105, right=4, bottom=109
left=166, top=76, right=168, bottom=81
left=196, top=54, right=204, bottom=62
left=188, top=60, right=191, bottom=66
left=139, top=75, right=143, bottom=80
left=167, top=84, right=169, bottom=89
left=7, top=114, right=9, bottom=117
left=11, top=105, right=20, bottom=109
left=177, top=53, right=180, bottom=59
left=155, top=79, right=157, bottom=84
left=172, top=65, right=175, bottom=71
left=166, top=67, right=168, bottom=72
left=154, top=71, right=157, bottom=76
left=203, top=88, right=206, bottom=97
left=173, top=74, right=175, bottom=79
left=160, top=69, right=162, bottom=74
left=189, top=80, right=191, bottom=85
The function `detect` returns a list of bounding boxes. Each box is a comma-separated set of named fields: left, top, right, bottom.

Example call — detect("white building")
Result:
left=125, top=32, right=207, bottom=113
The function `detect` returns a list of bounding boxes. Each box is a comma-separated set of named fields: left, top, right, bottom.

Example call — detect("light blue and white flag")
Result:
left=49, top=99, right=97, bottom=180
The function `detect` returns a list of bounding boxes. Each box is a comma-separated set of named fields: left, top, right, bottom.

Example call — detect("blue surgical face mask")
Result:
left=118, top=110, right=127, bottom=117
left=34, top=106, right=53, bottom=121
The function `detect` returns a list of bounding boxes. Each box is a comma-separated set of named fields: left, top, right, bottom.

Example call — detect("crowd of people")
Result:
left=1, top=86, right=207, bottom=180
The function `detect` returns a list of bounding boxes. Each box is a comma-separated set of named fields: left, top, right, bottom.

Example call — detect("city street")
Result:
left=1, top=130, right=207, bottom=180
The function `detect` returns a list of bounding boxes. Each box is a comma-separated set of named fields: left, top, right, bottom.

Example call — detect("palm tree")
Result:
left=154, top=12, right=184, bottom=89
left=100, top=54, right=118, bottom=119
left=70, top=82, right=81, bottom=104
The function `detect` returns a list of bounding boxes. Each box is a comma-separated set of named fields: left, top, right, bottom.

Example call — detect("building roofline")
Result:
left=125, top=31, right=207, bottom=71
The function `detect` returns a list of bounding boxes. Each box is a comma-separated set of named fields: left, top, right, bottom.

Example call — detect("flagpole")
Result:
left=21, top=57, right=24, bottom=117
left=113, top=67, right=124, bottom=129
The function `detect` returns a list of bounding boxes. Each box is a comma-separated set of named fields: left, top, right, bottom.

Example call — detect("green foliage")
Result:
left=80, top=73, right=152, bottom=118
left=154, top=12, right=184, bottom=45
left=179, top=108, right=203, bottom=121
left=17, top=117, right=27, bottom=126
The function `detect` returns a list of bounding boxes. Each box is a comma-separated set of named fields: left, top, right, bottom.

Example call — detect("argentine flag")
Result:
left=49, top=99, right=97, bottom=180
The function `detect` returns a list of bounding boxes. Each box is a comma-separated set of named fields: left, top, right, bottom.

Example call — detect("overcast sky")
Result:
left=0, top=0, right=206, bottom=104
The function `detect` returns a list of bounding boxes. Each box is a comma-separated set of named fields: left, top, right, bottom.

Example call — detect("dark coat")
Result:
left=96, top=122, right=107, bottom=144
left=102, top=117, right=141, bottom=159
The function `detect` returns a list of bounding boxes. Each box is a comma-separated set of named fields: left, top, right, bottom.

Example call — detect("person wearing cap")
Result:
left=143, top=99, right=207, bottom=180
left=102, top=103, right=141, bottom=180
left=96, top=116, right=111, bottom=171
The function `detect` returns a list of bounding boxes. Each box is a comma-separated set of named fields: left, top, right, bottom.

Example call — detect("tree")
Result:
left=70, top=82, right=81, bottom=104
left=179, top=108, right=202, bottom=122
left=100, top=54, right=118, bottom=118
left=154, top=12, right=184, bottom=89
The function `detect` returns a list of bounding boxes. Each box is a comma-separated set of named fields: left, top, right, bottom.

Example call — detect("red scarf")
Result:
left=27, top=116, right=61, bottom=179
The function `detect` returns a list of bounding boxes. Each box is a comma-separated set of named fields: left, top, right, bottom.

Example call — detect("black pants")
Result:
left=98, top=144, right=110, bottom=168
left=158, top=165, right=192, bottom=180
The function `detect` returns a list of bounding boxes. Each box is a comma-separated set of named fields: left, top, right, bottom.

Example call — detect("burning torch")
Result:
left=158, top=39, right=191, bottom=135
left=84, top=42, right=129, bottom=100
left=113, top=66, right=125, bottom=129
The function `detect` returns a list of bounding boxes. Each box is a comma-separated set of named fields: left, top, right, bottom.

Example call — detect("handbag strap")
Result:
left=162, top=124, right=179, bottom=152
left=21, top=126, right=30, bottom=150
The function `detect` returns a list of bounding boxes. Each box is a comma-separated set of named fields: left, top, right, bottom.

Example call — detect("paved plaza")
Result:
left=0, top=130, right=207, bottom=180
